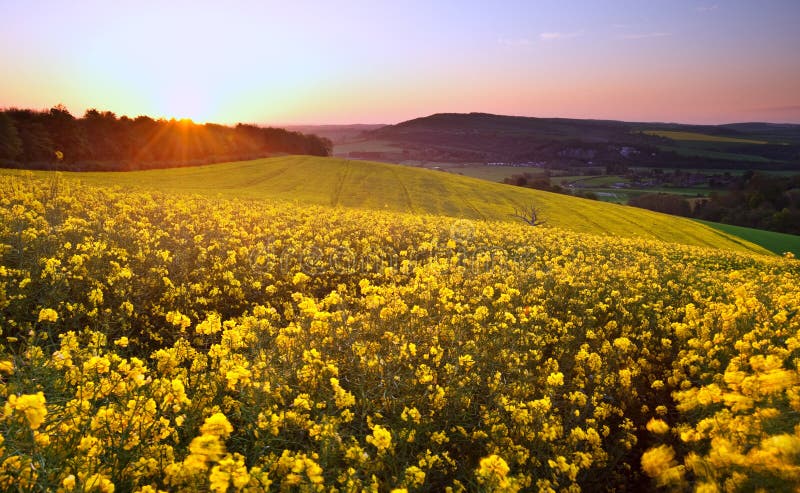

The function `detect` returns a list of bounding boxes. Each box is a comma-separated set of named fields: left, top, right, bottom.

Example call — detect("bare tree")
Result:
left=510, top=204, right=544, bottom=226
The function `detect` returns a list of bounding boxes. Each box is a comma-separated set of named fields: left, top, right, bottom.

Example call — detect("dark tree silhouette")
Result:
left=0, top=106, right=333, bottom=170
left=44, top=104, right=89, bottom=162
left=6, top=109, right=55, bottom=162
left=510, top=204, right=545, bottom=226
left=0, top=113, right=22, bottom=161
left=628, top=193, right=691, bottom=217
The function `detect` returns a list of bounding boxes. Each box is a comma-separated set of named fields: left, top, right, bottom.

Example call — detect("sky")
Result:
left=1, top=0, right=799, bottom=125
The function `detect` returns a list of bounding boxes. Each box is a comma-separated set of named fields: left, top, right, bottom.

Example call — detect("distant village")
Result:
left=485, top=161, right=546, bottom=167
left=590, top=169, right=740, bottom=190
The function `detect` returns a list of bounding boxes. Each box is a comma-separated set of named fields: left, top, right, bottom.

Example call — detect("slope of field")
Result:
left=643, top=130, right=768, bottom=144
left=697, top=219, right=800, bottom=256
left=657, top=144, right=774, bottom=162
left=3, top=156, right=769, bottom=254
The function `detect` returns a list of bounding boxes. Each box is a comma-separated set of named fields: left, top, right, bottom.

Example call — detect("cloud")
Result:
left=497, top=37, right=532, bottom=47
left=696, top=4, right=719, bottom=12
left=618, top=32, right=672, bottom=40
left=539, top=31, right=582, bottom=41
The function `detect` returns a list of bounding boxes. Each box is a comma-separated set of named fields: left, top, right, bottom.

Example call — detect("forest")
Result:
left=0, top=106, right=332, bottom=171
left=629, top=172, right=800, bottom=235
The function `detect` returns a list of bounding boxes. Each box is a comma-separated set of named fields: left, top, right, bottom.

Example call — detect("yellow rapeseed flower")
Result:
left=366, top=425, right=392, bottom=452
left=646, top=418, right=670, bottom=435
left=201, top=413, right=234, bottom=438
left=478, top=454, right=510, bottom=478
left=641, top=445, right=676, bottom=478
left=37, top=308, right=58, bottom=323
left=5, top=392, right=47, bottom=429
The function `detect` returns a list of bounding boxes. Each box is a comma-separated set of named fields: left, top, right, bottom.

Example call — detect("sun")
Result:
left=152, top=82, right=218, bottom=124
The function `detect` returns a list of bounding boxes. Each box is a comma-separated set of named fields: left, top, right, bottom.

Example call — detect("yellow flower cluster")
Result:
left=3, top=392, right=47, bottom=429
left=38, top=308, right=59, bottom=323
left=367, top=424, right=393, bottom=453
left=641, top=275, right=800, bottom=491
left=0, top=174, right=798, bottom=491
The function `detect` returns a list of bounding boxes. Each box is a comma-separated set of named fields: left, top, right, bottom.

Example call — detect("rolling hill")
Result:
left=3, top=155, right=770, bottom=254
left=340, top=112, right=800, bottom=169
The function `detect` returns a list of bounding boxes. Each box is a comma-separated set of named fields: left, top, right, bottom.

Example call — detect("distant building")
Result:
left=486, top=161, right=545, bottom=167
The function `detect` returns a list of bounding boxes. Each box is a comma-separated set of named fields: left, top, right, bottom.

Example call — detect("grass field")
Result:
left=550, top=174, right=711, bottom=205
left=696, top=219, right=800, bottom=256
left=657, top=144, right=774, bottom=163
left=629, top=167, right=800, bottom=176
left=565, top=175, right=629, bottom=187
left=3, top=156, right=771, bottom=255
left=643, top=130, right=769, bottom=144
left=333, top=139, right=405, bottom=155
left=449, top=165, right=546, bottom=182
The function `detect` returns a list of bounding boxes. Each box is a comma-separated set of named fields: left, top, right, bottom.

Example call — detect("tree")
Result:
left=628, top=193, right=691, bottom=217
left=3, top=106, right=333, bottom=169
left=605, top=162, right=628, bottom=175
left=7, top=109, right=55, bottom=163
left=510, top=204, right=545, bottom=226
left=44, top=105, right=89, bottom=162
left=82, top=109, right=123, bottom=161
left=0, top=112, right=23, bottom=160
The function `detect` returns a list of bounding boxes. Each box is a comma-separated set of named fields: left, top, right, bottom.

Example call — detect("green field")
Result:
left=333, top=139, right=404, bottom=155
left=658, top=144, right=774, bottom=163
left=696, top=220, right=800, bottom=257
left=450, top=165, right=546, bottom=182
left=567, top=175, right=630, bottom=187
left=629, top=167, right=800, bottom=176
left=549, top=174, right=711, bottom=204
left=2, top=156, right=771, bottom=255
left=643, top=130, right=769, bottom=144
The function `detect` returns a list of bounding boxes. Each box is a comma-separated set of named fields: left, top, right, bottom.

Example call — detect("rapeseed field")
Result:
left=1, top=174, right=798, bottom=491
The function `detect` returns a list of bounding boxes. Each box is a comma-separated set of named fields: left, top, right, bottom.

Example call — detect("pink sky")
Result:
left=1, top=1, right=798, bottom=125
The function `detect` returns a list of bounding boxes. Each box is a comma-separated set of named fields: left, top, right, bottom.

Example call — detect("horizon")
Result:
left=2, top=0, right=799, bottom=125
left=5, top=108, right=800, bottom=129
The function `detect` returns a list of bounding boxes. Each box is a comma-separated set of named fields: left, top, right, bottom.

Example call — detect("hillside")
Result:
left=3, top=155, right=769, bottom=254
left=284, top=124, right=386, bottom=144
left=341, top=112, right=800, bottom=169
left=694, top=219, right=800, bottom=256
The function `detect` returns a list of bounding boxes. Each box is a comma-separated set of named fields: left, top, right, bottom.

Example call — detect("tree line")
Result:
left=503, top=172, right=600, bottom=200
left=629, top=172, right=800, bottom=235
left=501, top=169, right=800, bottom=235
left=0, top=105, right=333, bottom=171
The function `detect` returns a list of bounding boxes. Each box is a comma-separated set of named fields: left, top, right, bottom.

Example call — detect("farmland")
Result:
left=1, top=156, right=768, bottom=254
left=694, top=220, right=800, bottom=257
left=641, top=130, right=769, bottom=145
left=3, top=0, right=800, bottom=489
left=449, top=166, right=547, bottom=183
left=1, top=170, right=798, bottom=491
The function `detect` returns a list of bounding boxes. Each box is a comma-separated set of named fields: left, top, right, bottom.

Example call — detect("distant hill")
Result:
left=284, top=124, right=386, bottom=144
left=2, top=155, right=770, bottom=255
left=347, top=112, right=800, bottom=170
